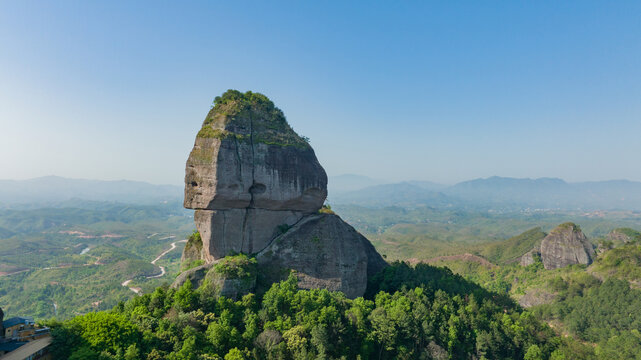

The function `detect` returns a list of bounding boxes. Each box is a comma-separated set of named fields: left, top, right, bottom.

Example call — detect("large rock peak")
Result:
left=180, top=90, right=385, bottom=297
left=184, top=90, right=328, bottom=260
left=540, top=222, right=595, bottom=270
left=185, top=90, right=327, bottom=213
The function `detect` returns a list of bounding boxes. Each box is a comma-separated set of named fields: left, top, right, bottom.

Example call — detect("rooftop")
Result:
left=3, top=317, right=34, bottom=328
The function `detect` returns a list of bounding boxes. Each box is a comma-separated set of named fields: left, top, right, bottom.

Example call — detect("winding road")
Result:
left=122, top=239, right=187, bottom=294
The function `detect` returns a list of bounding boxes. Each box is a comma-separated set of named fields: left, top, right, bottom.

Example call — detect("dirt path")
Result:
left=121, top=239, right=187, bottom=294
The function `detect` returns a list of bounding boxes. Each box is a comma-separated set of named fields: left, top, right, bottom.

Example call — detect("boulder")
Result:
left=171, top=263, right=214, bottom=289
left=518, top=289, right=556, bottom=308
left=540, top=223, right=595, bottom=270
left=519, top=248, right=540, bottom=267
left=256, top=213, right=387, bottom=299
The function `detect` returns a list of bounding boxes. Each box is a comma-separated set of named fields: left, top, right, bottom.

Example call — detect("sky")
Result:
left=1, top=1, right=640, bottom=185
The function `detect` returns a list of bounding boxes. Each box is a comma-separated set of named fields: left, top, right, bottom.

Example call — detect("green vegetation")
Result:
left=213, top=254, right=257, bottom=280
left=612, top=227, right=641, bottom=240
left=197, top=127, right=247, bottom=141
left=275, top=224, right=291, bottom=235
left=591, top=244, right=641, bottom=284
left=48, top=263, right=559, bottom=359
left=475, top=227, right=546, bottom=264
left=198, top=90, right=311, bottom=149
left=425, top=238, right=641, bottom=359
left=333, top=204, right=641, bottom=261
left=0, top=201, right=193, bottom=319
left=552, top=222, right=580, bottom=233
left=318, top=204, right=335, bottom=215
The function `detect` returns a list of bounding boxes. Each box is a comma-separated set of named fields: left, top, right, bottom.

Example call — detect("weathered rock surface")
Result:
left=204, top=269, right=256, bottom=301
left=520, top=248, right=540, bottom=267
left=184, top=91, right=327, bottom=259
left=518, top=289, right=556, bottom=308
left=194, top=208, right=305, bottom=261
left=540, top=223, right=595, bottom=270
left=172, top=263, right=214, bottom=289
left=256, top=213, right=387, bottom=299
left=181, top=232, right=203, bottom=266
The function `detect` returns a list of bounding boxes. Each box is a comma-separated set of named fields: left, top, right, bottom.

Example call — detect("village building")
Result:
left=0, top=308, right=51, bottom=360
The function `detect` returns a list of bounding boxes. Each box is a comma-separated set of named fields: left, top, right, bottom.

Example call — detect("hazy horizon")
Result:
left=3, top=173, right=641, bottom=188
left=2, top=1, right=640, bottom=185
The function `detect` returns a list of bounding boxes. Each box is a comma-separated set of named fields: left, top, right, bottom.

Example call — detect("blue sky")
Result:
left=1, top=1, right=640, bottom=185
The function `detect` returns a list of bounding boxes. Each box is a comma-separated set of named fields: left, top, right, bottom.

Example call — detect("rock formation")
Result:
left=256, top=213, right=388, bottom=298
left=178, top=90, right=387, bottom=298
left=540, top=223, right=595, bottom=270
left=607, top=228, right=641, bottom=244
left=519, top=248, right=540, bottom=267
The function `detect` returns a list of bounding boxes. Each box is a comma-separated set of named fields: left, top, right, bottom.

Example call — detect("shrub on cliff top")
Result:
left=213, top=254, right=257, bottom=279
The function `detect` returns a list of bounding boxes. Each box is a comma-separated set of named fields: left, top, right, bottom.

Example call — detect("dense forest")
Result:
left=47, top=262, right=565, bottom=360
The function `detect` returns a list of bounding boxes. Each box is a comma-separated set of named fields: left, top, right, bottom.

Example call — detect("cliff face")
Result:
left=540, top=223, right=595, bottom=270
left=184, top=90, right=327, bottom=260
left=519, top=248, right=540, bottom=267
left=180, top=90, right=386, bottom=298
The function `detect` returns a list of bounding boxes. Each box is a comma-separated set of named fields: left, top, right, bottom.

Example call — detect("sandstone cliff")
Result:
left=178, top=90, right=386, bottom=298
left=519, top=248, right=540, bottom=267
left=540, top=223, right=595, bottom=270
left=184, top=90, right=327, bottom=260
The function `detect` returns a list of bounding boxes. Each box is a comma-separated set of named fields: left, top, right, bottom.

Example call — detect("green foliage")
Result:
left=553, top=222, right=580, bottom=233
left=51, top=262, right=559, bottom=359
left=318, top=204, right=335, bottom=215
left=612, top=227, right=641, bottom=240
left=591, top=244, right=641, bottom=282
left=276, top=224, right=290, bottom=235
left=200, top=90, right=310, bottom=148
left=478, top=227, right=546, bottom=264
left=0, top=201, right=193, bottom=320
left=213, top=254, right=257, bottom=280
left=197, top=126, right=246, bottom=140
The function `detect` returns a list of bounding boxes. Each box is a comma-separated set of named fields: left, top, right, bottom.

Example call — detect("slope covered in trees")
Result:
left=47, top=262, right=560, bottom=360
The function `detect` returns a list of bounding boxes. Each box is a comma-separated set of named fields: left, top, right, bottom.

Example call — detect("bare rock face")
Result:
left=519, top=248, right=540, bottom=267
left=540, top=223, right=595, bottom=270
left=184, top=90, right=327, bottom=260
left=194, top=208, right=304, bottom=261
left=518, top=289, right=556, bottom=308
left=179, top=90, right=387, bottom=298
left=256, top=214, right=388, bottom=299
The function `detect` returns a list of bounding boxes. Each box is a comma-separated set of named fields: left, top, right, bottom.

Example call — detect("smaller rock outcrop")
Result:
left=540, top=223, right=595, bottom=270
left=181, top=231, right=203, bottom=269
left=607, top=228, right=641, bottom=244
left=519, top=248, right=540, bottom=267
left=518, top=289, right=556, bottom=308
left=204, top=255, right=257, bottom=300
left=256, top=213, right=388, bottom=299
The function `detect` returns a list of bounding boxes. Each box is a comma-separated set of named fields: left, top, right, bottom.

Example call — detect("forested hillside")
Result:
left=47, top=263, right=563, bottom=360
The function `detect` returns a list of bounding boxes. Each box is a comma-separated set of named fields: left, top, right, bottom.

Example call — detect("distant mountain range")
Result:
left=2, top=175, right=640, bottom=211
left=0, top=176, right=182, bottom=206
left=329, top=175, right=641, bottom=211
